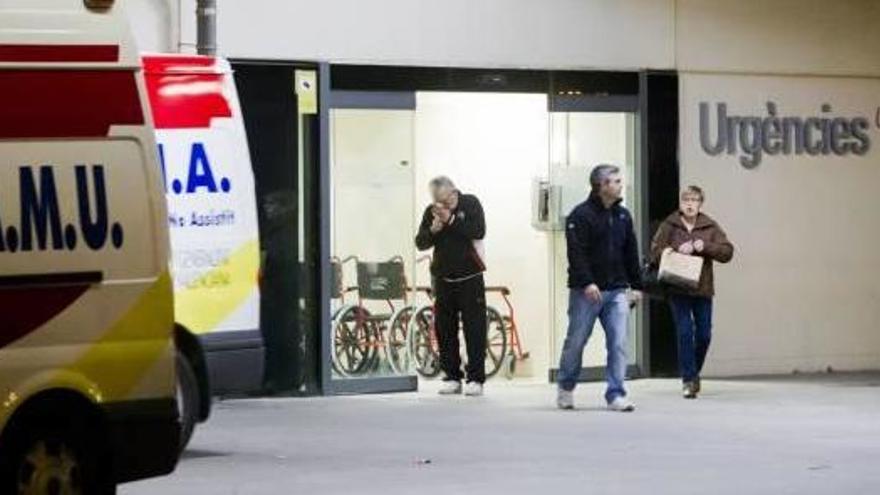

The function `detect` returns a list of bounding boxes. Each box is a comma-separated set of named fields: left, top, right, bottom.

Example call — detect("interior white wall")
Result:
left=679, top=73, right=880, bottom=376
left=330, top=109, right=415, bottom=291
left=331, top=94, right=642, bottom=378
left=414, top=93, right=550, bottom=377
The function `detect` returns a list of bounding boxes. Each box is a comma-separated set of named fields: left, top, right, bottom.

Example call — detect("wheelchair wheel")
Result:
left=386, top=306, right=414, bottom=374
left=485, top=305, right=508, bottom=379
left=502, top=315, right=517, bottom=380
left=363, top=318, right=383, bottom=372
left=332, top=305, right=377, bottom=376
left=408, top=306, right=441, bottom=378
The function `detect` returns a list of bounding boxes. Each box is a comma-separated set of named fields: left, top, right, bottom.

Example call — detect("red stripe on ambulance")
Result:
left=0, top=70, right=143, bottom=138
left=0, top=44, right=119, bottom=62
left=144, top=55, right=232, bottom=129
left=0, top=285, right=90, bottom=349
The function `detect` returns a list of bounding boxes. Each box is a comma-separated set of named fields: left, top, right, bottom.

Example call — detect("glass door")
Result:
left=547, top=102, right=644, bottom=379
left=328, top=91, right=418, bottom=392
left=232, top=62, right=323, bottom=394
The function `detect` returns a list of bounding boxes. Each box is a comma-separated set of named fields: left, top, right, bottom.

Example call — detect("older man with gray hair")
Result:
left=415, top=176, right=488, bottom=396
left=556, top=164, right=642, bottom=412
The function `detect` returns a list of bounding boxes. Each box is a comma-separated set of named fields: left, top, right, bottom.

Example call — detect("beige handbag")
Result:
left=658, top=247, right=704, bottom=289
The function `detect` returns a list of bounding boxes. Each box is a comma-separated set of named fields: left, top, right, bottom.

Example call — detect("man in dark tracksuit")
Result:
left=557, top=164, right=642, bottom=412
left=415, top=176, right=487, bottom=397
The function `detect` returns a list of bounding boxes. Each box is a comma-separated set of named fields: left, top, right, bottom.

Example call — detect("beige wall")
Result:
left=213, top=0, right=674, bottom=70
left=673, top=0, right=880, bottom=374
left=124, top=0, right=195, bottom=53
left=676, top=0, right=880, bottom=77
left=126, top=0, right=880, bottom=376
left=680, top=73, right=880, bottom=375
left=128, top=0, right=880, bottom=77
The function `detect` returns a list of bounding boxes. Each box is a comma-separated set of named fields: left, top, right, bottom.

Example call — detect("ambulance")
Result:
left=0, top=0, right=180, bottom=493
left=143, top=54, right=263, bottom=448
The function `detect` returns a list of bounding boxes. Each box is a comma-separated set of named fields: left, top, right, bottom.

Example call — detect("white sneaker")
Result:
left=607, top=396, right=636, bottom=412
left=463, top=382, right=484, bottom=397
left=557, top=389, right=574, bottom=410
left=438, top=381, right=462, bottom=395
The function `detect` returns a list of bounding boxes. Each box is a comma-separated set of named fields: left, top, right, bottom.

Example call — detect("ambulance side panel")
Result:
left=0, top=3, right=178, bottom=483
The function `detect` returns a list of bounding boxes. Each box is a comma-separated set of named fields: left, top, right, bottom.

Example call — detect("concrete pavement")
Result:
left=123, top=373, right=880, bottom=495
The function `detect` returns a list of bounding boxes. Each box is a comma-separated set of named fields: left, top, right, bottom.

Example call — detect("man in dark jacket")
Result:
left=557, top=164, right=642, bottom=412
left=416, top=176, right=487, bottom=397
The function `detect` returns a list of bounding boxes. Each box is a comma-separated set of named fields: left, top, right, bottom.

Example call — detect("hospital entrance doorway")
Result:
left=328, top=81, right=645, bottom=386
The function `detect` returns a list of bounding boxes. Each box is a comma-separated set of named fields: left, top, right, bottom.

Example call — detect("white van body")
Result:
left=144, top=54, right=264, bottom=398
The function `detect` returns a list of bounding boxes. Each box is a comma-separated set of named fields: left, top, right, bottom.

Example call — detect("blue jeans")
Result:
left=557, top=289, right=629, bottom=403
left=668, top=295, right=713, bottom=383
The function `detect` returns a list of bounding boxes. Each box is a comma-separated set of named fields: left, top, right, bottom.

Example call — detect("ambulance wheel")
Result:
left=176, top=351, right=200, bottom=453
left=0, top=408, right=115, bottom=495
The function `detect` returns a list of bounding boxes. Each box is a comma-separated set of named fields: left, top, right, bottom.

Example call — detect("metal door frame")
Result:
left=545, top=93, right=648, bottom=383
left=320, top=79, right=419, bottom=395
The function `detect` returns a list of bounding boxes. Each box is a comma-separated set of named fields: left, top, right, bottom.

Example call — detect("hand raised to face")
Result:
left=433, top=203, right=452, bottom=223
left=430, top=215, right=445, bottom=233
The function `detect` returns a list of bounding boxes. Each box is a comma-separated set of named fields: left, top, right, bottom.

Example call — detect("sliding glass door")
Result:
left=547, top=96, right=644, bottom=380
left=327, top=91, right=418, bottom=393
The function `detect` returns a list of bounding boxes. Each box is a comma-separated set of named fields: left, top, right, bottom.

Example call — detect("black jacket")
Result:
left=415, top=193, right=486, bottom=279
left=566, top=193, right=642, bottom=290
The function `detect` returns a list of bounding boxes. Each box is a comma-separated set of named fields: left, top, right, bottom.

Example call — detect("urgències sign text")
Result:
left=699, top=102, right=877, bottom=168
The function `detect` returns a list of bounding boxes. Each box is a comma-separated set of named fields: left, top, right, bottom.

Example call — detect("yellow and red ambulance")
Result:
left=143, top=53, right=263, bottom=449
left=0, top=1, right=180, bottom=492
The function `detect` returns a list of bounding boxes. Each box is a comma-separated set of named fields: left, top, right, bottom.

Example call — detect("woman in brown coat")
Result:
left=651, top=185, right=734, bottom=399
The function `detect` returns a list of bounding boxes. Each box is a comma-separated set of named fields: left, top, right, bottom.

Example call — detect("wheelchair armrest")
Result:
left=485, top=286, right=511, bottom=296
